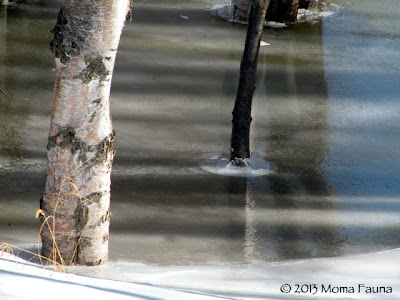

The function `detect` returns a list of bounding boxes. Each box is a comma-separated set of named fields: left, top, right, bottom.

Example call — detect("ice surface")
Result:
left=200, top=152, right=276, bottom=177
left=0, top=253, right=232, bottom=300
left=2, top=249, right=399, bottom=300
left=67, top=248, right=400, bottom=299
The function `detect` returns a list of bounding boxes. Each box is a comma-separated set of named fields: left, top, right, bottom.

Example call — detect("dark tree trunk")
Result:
left=299, top=0, right=311, bottom=9
left=230, top=0, right=269, bottom=162
left=223, top=0, right=300, bottom=25
left=266, top=0, right=299, bottom=24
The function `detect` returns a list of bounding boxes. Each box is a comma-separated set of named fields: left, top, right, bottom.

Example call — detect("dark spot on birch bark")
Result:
left=74, top=199, right=89, bottom=231
left=50, top=8, right=81, bottom=64
left=89, top=111, right=97, bottom=123
left=47, top=126, right=115, bottom=166
left=91, top=130, right=115, bottom=165
left=47, top=126, right=87, bottom=161
left=87, top=191, right=102, bottom=204
left=77, top=56, right=109, bottom=84
left=103, top=233, right=109, bottom=243
left=91, top=98, right=101, bottom=105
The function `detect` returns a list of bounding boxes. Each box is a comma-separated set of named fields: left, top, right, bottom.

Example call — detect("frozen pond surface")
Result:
left=0, top=0, right=399, bottom=297
left=1, top=249, right=400, bottom=299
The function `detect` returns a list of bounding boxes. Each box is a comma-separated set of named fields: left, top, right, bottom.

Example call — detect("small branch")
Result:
left=0, top=87, right=11, bottom=99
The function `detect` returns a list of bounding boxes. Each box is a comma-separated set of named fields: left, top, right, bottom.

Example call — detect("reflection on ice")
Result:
left=200, top=152, right=276, bottom=177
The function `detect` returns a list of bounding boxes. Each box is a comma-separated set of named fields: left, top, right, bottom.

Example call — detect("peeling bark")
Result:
left=41, top=0, right=130, bottom=266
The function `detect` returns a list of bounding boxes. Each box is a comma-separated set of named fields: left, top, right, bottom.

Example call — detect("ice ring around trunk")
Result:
left=200, top=152, right=277, bottom=177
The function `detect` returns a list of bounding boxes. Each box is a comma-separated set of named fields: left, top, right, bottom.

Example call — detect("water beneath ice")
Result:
left=0, top=0, right=399, bottom=271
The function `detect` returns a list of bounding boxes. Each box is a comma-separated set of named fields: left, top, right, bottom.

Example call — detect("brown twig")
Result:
left=0, top=87, right=11, bottom=99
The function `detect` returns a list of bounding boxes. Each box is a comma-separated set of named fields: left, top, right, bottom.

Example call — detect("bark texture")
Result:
left=230, top=0, right=269, bottom=161
left=230, top=0, right=299, bottom=24
left=299, top=0, right=311, bottom=9
left=41, top=0, right=129, bottom=266
left=266, top=0, right=299, bottom=24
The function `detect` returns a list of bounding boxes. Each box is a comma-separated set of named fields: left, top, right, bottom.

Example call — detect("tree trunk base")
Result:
left=199, top=153, right=277, bottom=178
left=215, top=2, right=328, bottom=26
left=231, top=157, right=249, bottom=167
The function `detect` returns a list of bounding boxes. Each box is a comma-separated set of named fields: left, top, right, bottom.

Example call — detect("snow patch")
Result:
left=0, top=252, right=232, bottom=300
left=200, top=152, right=276, bottom=177
left=297, top=3, right=340, bottom=23
left=265, top=22, right=287, bottom=29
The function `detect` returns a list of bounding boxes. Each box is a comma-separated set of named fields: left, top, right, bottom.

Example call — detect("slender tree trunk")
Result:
left=230, top=0, right=269, bottom=162
left=40, top=0, right=130, bottom=266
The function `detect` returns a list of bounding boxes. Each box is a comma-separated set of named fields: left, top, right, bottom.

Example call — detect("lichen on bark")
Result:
left=47, top=125, right=115, bottom=165
left=50, top=5, right=98, bottom=64
left=73, top=198, right=89, bottom=231
left=86, top=191, right=103, bottom=204
left=50, top=8, right=81, bottom=64
left=77, top=56, right=111, bottom=84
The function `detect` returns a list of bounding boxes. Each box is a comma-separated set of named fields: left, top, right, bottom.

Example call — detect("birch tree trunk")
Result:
left=40, top=0, right=130, bottom=266
left=230, top=0, right=269, bottom=162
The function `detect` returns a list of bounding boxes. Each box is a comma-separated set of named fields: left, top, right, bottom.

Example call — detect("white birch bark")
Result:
left=41, top=0, right=130, bottom=266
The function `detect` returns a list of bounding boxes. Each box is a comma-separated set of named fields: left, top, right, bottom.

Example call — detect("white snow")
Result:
left=200, top=152, right=276, bottom=177
left=1, top=248, right=400, bottom=299
left=265, top=21, right=287, bottom=29
left=0, top=253, right=232, bottom=300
